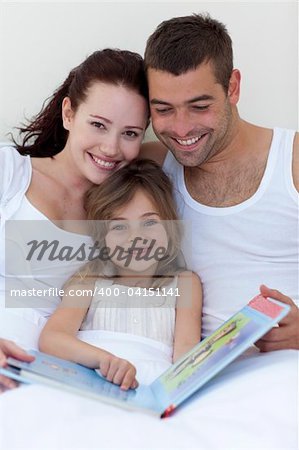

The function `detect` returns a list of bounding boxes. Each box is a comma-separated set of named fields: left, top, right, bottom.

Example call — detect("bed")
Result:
left=0, top=309, right=298, bottom=450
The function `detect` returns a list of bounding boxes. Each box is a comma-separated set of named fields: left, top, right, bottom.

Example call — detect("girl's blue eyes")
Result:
left=144, top=219, right=158, bottom=227
left=110, top=220, right=159, bottom=231
left=111, top=224, right=126, bottom=231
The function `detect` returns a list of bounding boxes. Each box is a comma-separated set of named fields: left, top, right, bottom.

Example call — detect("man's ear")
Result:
left=228, top=69, right=241, bottom=105
left=62, top=97, right=74, bottom=130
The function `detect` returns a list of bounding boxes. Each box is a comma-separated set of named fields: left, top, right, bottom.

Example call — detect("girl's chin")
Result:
left=114, top=264, right=158, bottom=275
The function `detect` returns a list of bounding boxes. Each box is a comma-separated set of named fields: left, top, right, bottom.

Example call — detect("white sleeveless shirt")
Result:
left=163, top=128, right=298, bottom=338
left=81, top=277, right=177, bottom=347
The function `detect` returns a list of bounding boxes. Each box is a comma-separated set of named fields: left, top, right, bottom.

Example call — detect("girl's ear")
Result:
left=62, top=97, right=75, bottom=131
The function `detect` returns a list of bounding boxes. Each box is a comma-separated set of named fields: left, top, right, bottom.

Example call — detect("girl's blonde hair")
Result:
left=80, top=159, right=185, bottom=288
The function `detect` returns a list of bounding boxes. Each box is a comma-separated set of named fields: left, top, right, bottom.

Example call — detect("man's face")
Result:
left=148, top=62, right=239, bottom=167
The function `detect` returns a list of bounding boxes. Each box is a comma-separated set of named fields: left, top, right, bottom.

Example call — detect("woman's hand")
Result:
left=0, top=339, right=35, bottom=393
left=99, top=353, right=138, bottom=391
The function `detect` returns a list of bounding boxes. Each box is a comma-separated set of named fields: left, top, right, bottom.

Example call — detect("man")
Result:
left=142, top=13, right=299, bottom=350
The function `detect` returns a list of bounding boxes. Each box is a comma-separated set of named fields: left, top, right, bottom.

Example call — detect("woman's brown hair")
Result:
left=13, top=49, right=148, bottom=157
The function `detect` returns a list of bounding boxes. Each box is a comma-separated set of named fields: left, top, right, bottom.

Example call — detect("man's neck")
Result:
left=184, top=121, right=273, bottom=207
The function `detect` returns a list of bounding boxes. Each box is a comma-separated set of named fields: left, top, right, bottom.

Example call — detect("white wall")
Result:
left=0, top=1, right=298, bottom=143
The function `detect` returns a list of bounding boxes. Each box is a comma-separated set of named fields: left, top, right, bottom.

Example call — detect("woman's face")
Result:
left=62, top=82, right=148, bottom=186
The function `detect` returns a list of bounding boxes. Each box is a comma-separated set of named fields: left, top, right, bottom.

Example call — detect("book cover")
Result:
left=0, top=295, right=290, bottom=417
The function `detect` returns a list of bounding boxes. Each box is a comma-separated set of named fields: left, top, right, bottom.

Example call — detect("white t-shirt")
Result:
left=0, top=146, right=92, bottom=317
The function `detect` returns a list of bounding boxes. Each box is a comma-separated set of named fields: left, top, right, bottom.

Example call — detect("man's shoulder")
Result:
left=140, top=141, right=168, bottom=166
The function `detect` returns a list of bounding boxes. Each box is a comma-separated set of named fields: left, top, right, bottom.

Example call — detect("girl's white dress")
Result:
left=81, top=277, right=178, bottom=347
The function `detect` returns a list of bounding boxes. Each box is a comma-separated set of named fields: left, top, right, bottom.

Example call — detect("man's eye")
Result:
left=155, top=108, right=172, bottom=114
left=192, top=105, right=209, bottom=111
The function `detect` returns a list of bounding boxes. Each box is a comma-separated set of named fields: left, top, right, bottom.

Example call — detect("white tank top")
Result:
left=163, top=128, right=298, bottom=337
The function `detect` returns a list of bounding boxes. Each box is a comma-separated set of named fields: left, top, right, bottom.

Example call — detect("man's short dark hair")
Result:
left=144, top=13, right=233, bottom=92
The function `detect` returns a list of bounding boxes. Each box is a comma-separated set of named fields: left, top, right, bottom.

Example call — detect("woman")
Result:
left=0, top=48, right=149, bottom=317
left=2, top=48, right=149, bottom=220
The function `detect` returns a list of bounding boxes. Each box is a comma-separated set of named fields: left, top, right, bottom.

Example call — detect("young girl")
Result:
left=39, top=160, right=202, bottom=390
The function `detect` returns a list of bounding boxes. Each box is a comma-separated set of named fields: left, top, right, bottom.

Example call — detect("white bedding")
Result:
left=0, top=309, right=298, bottom=450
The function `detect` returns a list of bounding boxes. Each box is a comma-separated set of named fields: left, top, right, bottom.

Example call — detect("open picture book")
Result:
left=0, top=295, right=290, bottom=418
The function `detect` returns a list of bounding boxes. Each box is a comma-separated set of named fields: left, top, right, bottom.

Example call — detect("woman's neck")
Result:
left=52, top=151, right=93, bottom=196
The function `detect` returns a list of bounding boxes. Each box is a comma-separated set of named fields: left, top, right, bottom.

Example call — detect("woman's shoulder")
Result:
left=0, top=144, right=26, bottom=160
left=0, top=145, right=31, bottom=175
left=0, top=146, right=31, bottom=201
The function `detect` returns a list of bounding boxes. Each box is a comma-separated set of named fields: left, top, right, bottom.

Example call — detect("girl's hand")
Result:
left=99, top=353, right=138, bottom=391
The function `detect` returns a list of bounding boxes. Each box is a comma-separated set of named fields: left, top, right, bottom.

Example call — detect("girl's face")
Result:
left=62, top=82, right=148, bottom=187
left=105, top=190, right=168, bottom=277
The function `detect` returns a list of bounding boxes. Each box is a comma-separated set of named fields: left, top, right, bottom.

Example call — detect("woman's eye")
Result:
left=91, top=121, right=105, bottom=129
left=124, top=130, right=139, bottom=138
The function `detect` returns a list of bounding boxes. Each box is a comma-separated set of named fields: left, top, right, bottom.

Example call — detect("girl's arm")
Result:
left=172, top=271, right=202, bottom=362
left=38, top=280, right=137, bottom=390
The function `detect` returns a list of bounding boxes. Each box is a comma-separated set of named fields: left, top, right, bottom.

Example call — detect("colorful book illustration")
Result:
left=0, top=295, right=290, bottom=418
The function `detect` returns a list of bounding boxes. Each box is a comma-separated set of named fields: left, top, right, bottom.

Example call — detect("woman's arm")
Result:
left=172, top=271, right=202, bottom=362
left=39, top=281, right=137, bottom=390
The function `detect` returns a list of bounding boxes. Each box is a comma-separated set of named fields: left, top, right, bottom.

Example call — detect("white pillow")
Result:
left=0, top=308, right=46, bottom=350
